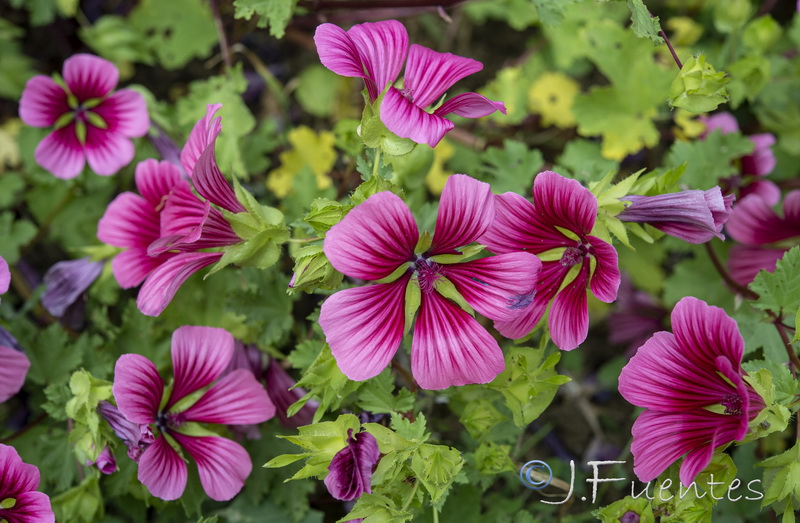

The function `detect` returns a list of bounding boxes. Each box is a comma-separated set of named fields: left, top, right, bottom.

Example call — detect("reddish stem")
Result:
left=704, top=242, right=759, bottom=301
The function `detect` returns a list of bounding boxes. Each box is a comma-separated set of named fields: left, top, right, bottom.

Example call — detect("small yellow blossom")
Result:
left=267, top=126, right=336, bottom=198
left=528, top=72, right=580, bottom=129
left=425, top=139, right=455, bottom=196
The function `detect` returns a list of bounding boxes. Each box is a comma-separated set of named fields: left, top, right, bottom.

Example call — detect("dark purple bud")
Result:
left=324, top=429, right=380, bottom=501
left=617, top=188, right=734, bottom=244
left=620, top=511, right=640, bottom=523
left=148, top=125, right=186, bottom=176
left=97, top=401, right=154, bottom=462
left=265, top=359, right=319, bottom=428
left=41, top=258, right=103, bottom=317
left=86, top=446, right=117, bottom=475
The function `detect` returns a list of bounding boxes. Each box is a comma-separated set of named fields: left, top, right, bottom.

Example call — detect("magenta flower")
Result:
left=19, top=54, right=148, bottom=179
left=41, top=257, right=103, bottom=318
left=265, top=359, right=319, bottom=428
left=112, top=326, right=275, bottom=501
left=725, top=191, right=800, bottom=285
left=0, top=327, right=30, bottom=403
left=314, top=21, right=505, bottom=147
left=480, top=171, right=621, bottom=350
left=324, top=429, right=380, bottom=501
left=0, top=444, right=55, bottom=523
left=0, top=255, right=9, bottom=296
left=320, top=174, right=541, bottom=390
left=86, top=446, right=117, bottom=475
left=618, top=297, right=764, bottom=486
left=617, top=187, right=734, bottom=244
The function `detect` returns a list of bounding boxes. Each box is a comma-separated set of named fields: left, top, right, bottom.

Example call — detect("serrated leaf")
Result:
left=626, top=0, right=662, bottom=43
left=233, top=0, right=298, bottom=39
left=751, top=247, right=800, bottom=315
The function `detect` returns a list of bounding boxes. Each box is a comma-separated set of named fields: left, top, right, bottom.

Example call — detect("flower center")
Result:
left=560, top=244, right=589, bottom=268
left=722, top=393, right=743, bottom=416
left=400, top=87, right=414, bottom=102
left=414, top=257, right=442, bottom=294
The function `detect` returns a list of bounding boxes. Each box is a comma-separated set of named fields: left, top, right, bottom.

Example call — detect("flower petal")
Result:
left=179, top=369, right=275, bottom=425
left=479, top=191, right=570, bottom=255
left=134, top=159, right=183, bottom=208
left=320, top=275, right=410, bottom=381
left=34, top=126, right=85, bottom=179
left=701, top=112, right=739, bottom=136
left=740, top=180, right=780, bottom=205
left=180, top=104, right=222, bottom=176
left=265, top=361, right=318, bottom=428
left=429, top=174, right=494, bottom=255
left=324, top=191, right=417, bottom=280
left=726, top=193, right=800, bottom=246
left=137, top=435, right=187, bottom=501
left=533, top=171, right=597, bottom=236
left=84, top=127, right=135, bottom=176
left=411, top=290, right=505, bottom=390
left=170, top=434, right=251, bottom=502
left=380, top=87, right=454, bottom=148
left=314, top=24, right=368, bottom=82
left=193, top=139, right=246, bottom=213
left=6, top=491, right=55, bottom=523
left=670, top=296, right=744, bottom=373
left=136, top=252, right=222, bottom=317
left=63, top=54, right=119, bottom=100
left=403, top=44, right=482, bottom=109
left=167, top=325, right=234, bottom=409
left=0, top=346, right=29, bottom=403
left=112, top=354, right=162, bottom=424
left=441, top=252, right=541, bottom=321
left=433, top=92, right=506, bottom=118
left=97, top=192, right=160, bottom=248
left=0, top=255, right=9, bottom=295
left=93, top=89, right=149, bottom=138
left=41, top=258, right=104, bottom=317
left=348, top=21, right=408, bottom=100
left=587, top=236, right=620, bottom=303
left=324, top=430, right=380, bottom=501
left=0, top=444, right=40, bottom=499
left=728, top=245, right=786, bottom=285
left=148, top=182, right=210, bottom=255
left=742, top=133, right=776, bottom=176
left=110, top=248, right=174, bottom=289
left=548, top=262, right=590, bottom=351
left=19, top=75, right=69, bottom=127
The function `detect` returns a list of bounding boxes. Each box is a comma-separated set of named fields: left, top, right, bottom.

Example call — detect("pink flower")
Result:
left=480, top=171, right=621, bottom=350
left=725, top=191, right=800, bottom=285
left=0, top=255, right=9, bottom=295
left=0, top=328, right=30, bottom=403
left=19, top=54, right=148, bottom=179
left=265, top=359, right=319, bottom=428
left=618, top=297, right=764, bottom=486
left=320, top=174, right=541, bottom=390
left=112, top=326, right=275, bottom=501
left=314, top=21, right=505, bottom=147
left=0, top=444, right=55, bottom=523
left=97, top=401, right=155, bottom=462
left=86, top=446, right=117, bottom=475
left=616, top=187, right=734, bottom=244
left=324, top=429, right=380, bottom=501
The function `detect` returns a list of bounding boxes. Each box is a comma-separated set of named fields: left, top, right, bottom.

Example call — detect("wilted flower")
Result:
left=0, top=444, right=55, bottom=522
left=18, top=54, right=148, bottom=179
left=86, top=446, right=117, bottom=475
left=324, top=429, right=380, bottom=501
left=41, top=257, right=103, bottom=318
left=618, top=297, right=764, bottom=485
left=314, top=20, right=505, bottom=147
left=97, top=401, right=155, bottom=462
left=480, top=171, right=620, bottom=350
left=265, top=359, right=319, bottom=428
left=617, top=187, right=734, bottom=244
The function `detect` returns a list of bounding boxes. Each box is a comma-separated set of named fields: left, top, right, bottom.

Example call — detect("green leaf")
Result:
left=292, top=344, right=362, bottom=422
left=65, top=369, right=113, bottom=441
left=626, top=0, right=663, bottom=44
left=410, top=444, right=465, bottom=503
left=233, top=0, right=299, bottom=39
left=355, top=369, right=415, bottom=414
left=751, top=247, right=800, bottom=316
left=51, top=476, right=104, bottom=523
left=303, top=198, right=351, bottom=235
left=593, top=495, right=655, bottom=523
left=0, top=212, right=36, bottom=264
left=339, top=493, right=412, bottom=523
left=668, top=54, right=730, bottom=113
left=0, top=19, right=37, bottom=98
left=390, top=412, right=429, bottom=443
left=458, top=399, right=505, bottom=440
left=477, top=140, right=543, bottom=194
left=665, top=130, right=754, bottom=189
left=25, top=325, right=85, bottom=386
left=532, top=0, right=582, bottom=26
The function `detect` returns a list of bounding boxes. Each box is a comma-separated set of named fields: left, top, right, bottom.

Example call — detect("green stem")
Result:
left=287, top=237, right=321, bottom=243
left=372, top=149, right=382, bottom=178
left=401, top=479, right=419, bottom=511
left=230, top=43, right=290, bottom=119
left=433, top=507, right=439, bottom=523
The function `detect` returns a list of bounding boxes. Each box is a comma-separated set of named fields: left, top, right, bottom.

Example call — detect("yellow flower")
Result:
left=425, top=139, right=455, bottom=196
left=528, top=72, right=580, bottom=129
left=267, top=126, right=336, bottom=198
left=673, top=109, right=706, bottom=141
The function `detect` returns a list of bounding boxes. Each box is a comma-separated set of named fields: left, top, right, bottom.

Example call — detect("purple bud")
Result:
left=97, top=401, right=154, bottom=462
left=617, top=188, right=734, bottom=244
left=265, top=360, right=319, bottom=428
left=41, top=258, right=103, bottom=318
left=86, top=446, right=117, bottom=475
left=0, top=255, right=9, bottom=295
left=324, top=429, right=380, bottom=501
left=620, top=511, right=640, bottom=523
left=148, top=125, right=186, bottom=176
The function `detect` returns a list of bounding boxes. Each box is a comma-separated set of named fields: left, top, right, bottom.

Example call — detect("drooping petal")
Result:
left=179, top=369, right=275, bottom=425
left=428, top=174, right=494, bottom=255
left=93, top=89, right=149, bottom=138
left=63, top=54, right=119, bottom=101
left=110, top=248, right=174, bottom=289
left=137, top=435, right=187, bottom=501
left=134, top=159, right=183, bottom=208
left=0, top=444, right=40, bottom=499
left=264, top=361, right=319, bottom=428
left=167, top=326, right=234, bottom=409
left=5, top=491, right=55, bottom=523
left=97, top=192, right=160, bottom=248
left=587, top=236, right=620, bottom=303
left=411, top=290, right=505, bottom=390
left=479, top=191, right=570, bottom=255
left=0, top=255, right=9, bottom=295
left=314, top=24, right=369, bottom=85
left=533, top=171, right=597, bottom=236
left=89, top=446, right=118, bottom=475
left=324, top=430, right=380, bottom=501
left=324, top=191, right=417, bottom=280
left=84, top=127, right=135, bottom=176
left=670, top=296, right=745, bottom=373
left=441, top=252, right=541, bottom=321
left=112, top=354, right=163, bottom=424
left=148, top=182, right=210, bottom=255
left=193, top=140, right=246, bottom=213
left=41, top=257, right=104, bottom=317
left=170, top=434, right=251, bottom=502
left=403, top=44, right=482, bottom=109
left=180, top=104, right=222, bottom=177
left=726, top=193, right=800, bottom=246
left=34, top=125, right=85, bottom=179
left=320, top=275, right=410, bottom=381
left=136, top=252, right=222, bottom=317
left=0, top=345, right=30, bottom=403
left=433, top=92, right=506, bottom=118
left=18, top=75, right=69, bottom=128
left=380, top=87, right=454, bottom=148
left=347, top=21, right=408, bottom=100
left=548, top=262, right=590, bottom=351
left=728, top=245, right=786, bottom=285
